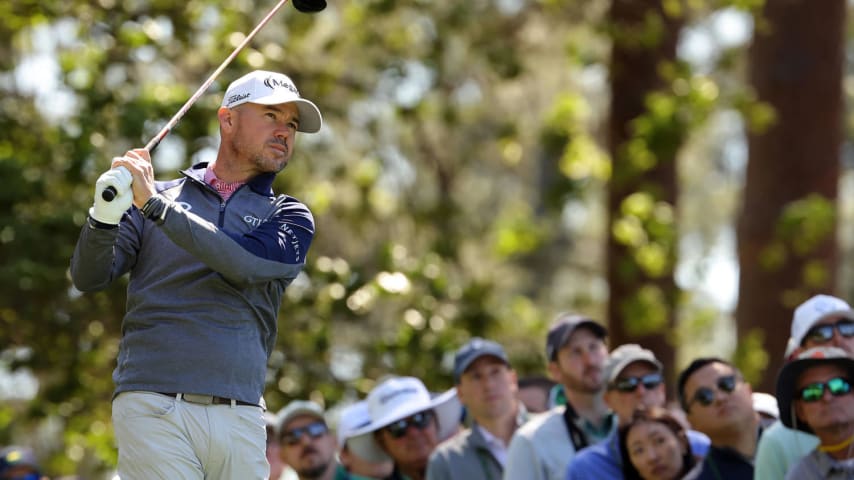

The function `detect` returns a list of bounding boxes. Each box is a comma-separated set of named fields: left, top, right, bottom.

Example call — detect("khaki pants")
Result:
left=112, top=391, right=268, bottom=479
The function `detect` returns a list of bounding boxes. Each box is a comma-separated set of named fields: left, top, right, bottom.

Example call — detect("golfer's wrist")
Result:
left=141, top=194, right=169, bottom=225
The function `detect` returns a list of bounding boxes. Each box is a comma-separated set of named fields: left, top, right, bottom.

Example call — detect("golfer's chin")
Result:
left=257, top=154, right=289, bottom=173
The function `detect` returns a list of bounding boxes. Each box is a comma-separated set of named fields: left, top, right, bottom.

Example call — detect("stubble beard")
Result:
left=297, top=459, right=332, bottom=479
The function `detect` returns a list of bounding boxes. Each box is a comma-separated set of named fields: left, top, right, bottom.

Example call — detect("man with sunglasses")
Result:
left=277, top=400, right=345, bottom=480
left=347, top=376, right=463, bottom=480
left=504, top=314, right=614, bottom=480
left=676, top=358, right=761, bottom=480
left=775, top=346, right=854, bottom=478
left=565, top=344, right=710, bottom=479
left=426, top=338, right=528, bottom=480
left=755, top=294, right=854, bottom=480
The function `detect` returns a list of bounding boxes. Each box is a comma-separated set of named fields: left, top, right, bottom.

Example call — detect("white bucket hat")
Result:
left=346, top=376, right=462, bottom=463
left=336, top=400, right=372, bottom=448
left=221, top=70, right=322, bottom=133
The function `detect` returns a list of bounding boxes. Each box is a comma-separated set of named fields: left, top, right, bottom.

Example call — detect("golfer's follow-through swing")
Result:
left=70, top=1, right=326, bottom=478
left=101, top=0, right=326, bottom=201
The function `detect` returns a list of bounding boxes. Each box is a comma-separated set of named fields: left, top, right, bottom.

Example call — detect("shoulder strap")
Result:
left=562, top=403, right=590, bottom=451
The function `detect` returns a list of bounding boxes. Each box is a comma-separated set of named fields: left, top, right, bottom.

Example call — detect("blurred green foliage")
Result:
left=1, top=0, right=849, bottom=477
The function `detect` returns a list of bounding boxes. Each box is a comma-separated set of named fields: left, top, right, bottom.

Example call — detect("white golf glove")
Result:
left=89, top=166, right=133, bottom=225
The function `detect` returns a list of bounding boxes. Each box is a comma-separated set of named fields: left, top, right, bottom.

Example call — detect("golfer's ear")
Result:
left=218, top=107, right=234, bottom=130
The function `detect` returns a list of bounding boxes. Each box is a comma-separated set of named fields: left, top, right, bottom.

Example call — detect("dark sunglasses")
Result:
left=281, top=421, right=328, bottom=445
left=689, top=374, right=738, bottom=408
left=803, top=320, right=854, bottom=345
left=799, top=377, right=852, bottom=403
left=384, top=410, right=434, bottom=438
left=610, top=373, right=664, bottom=393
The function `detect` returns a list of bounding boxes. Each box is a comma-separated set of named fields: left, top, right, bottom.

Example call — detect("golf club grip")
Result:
left=102, top=185, right=118, bottom=201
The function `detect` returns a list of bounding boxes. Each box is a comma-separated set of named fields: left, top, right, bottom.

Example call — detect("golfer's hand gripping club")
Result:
left=91, top=166, right=133, bottom=224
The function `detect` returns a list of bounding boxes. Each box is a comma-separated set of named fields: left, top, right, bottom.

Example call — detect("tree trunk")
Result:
left=739, top=0, right=845, bottom=394
left=606, top=0, right=683, bottom=389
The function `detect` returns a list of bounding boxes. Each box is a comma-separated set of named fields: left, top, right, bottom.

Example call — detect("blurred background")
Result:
left=2, top=0, right=853, bottom=477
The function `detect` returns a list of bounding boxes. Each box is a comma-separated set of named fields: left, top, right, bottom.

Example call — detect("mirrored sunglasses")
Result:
left=689, top=374, right=738, bottom=408
left=384, top=410, right=434, bottom=439
left=804, top=320, right=854, bottom=345
left=611, top=373, right=664, bottom=393
left=798, top=377, right=852, bottom=403
left=281, top=421, right=328, bottom=446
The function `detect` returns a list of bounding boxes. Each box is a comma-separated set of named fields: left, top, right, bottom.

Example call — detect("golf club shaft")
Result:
left=102, top=0, right=292, bottom=201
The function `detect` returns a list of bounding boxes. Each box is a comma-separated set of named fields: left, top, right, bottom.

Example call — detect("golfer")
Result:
left=70, top=70, right=322, bottom=479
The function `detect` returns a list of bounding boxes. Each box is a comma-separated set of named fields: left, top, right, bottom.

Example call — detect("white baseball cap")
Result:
left=790, top=294, right=854, bottom=347
left=221, top=70, right=322, bottom=133
left=346, top=377, right=462, bottom=463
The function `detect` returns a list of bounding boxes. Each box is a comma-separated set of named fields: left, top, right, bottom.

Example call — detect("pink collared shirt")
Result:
left=204, top=165, right=245, bottom=201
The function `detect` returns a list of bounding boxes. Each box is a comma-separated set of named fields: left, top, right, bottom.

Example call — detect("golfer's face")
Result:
left=230, top=102, right=299, bottom=173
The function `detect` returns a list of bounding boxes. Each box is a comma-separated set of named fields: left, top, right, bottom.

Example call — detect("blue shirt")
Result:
left=566, top=427, right=710, bottom=480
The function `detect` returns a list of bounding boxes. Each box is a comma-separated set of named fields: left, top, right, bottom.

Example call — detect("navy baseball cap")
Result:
left=546, top=313, right=607, bottom=361
left=454, top=337, right=510, bottom=383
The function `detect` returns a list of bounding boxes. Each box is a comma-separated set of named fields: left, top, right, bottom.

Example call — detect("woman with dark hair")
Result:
left=618, top=407, right=703, bottom=480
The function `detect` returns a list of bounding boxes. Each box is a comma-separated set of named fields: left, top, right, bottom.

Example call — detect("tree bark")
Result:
left=740, top=0, right=846, bottom=393
left=606, top=0, right=683, bottom=389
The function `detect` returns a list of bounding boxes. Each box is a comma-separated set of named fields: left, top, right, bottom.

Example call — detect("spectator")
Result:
left=677, top=358, right=761, bottom=480
left=504, top=314, right=614, bottom=480
left=277, top=400, right=343, bottom=480
left=566, top=344, right=709, bottom=479
left=427, top=337, right=529, bottom=479
left=775, top=346, right=854, bottom=478
left=751, top=392, right=779, bottom=429
left=347, top=377, right=462, bottom=480
left=755, top=294, right=854, bottom=479
left=267, top=411, right=299, bottom=480
left=0, top=446, right=47, bottom=480
left=618, top=406, right=703, bottom=480
left=337, top=401, right=394, bottom=479
left=517, top=375, right=555, bottom=414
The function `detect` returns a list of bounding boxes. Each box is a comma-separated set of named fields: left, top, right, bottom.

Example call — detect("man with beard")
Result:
left=70, top=70, right=321, bottom=479
left=677, top=358, right=762, bottom=480
left=503, top=314, right=614, bottom=480
left=426, top=337, right=529, bottom=479
left=278, top=400, right=345, bottom=480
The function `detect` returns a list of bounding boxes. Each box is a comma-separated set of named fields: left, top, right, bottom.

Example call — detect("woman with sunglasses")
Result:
left=618, top=406, right=704, bottom=480
left=775, top=346, right=854, bottom=479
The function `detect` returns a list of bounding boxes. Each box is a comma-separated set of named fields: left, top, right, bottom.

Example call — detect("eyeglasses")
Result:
left=798, top=377, right=852, bottom=403
left=610, top=373, right=664, bottom=393
left=281, top=421, right=328, bottom=446
left=804, top=320, right=854, bottom=345
left=384, top=410, right=434, bottom=438
left=688, top=374, right=738, bottom=408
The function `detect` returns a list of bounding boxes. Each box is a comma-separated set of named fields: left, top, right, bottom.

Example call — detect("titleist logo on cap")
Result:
left=264, top=76, right=299, bottom=95
left=226, top=93, right=251, bottom=106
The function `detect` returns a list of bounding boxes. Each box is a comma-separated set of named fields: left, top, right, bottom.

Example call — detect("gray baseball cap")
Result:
left=453, top=337, right=510, bottom=383
left=546, top=313, right=607, bottom=361
left=604, top=344, right=662, bottom=385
